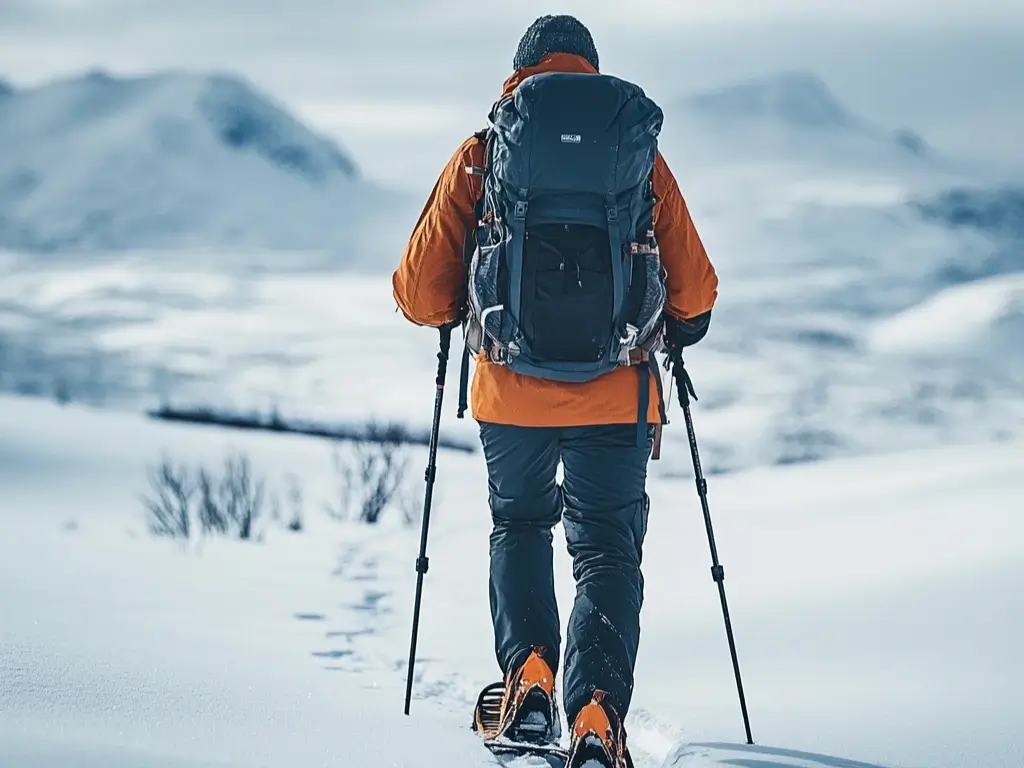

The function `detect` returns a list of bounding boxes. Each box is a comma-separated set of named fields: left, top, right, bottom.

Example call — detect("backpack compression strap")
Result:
left=637, top=362, right=650, bottom=449
left=606, top=193, right=626, bottom=340
left=628, top=348, right=669, bottom=459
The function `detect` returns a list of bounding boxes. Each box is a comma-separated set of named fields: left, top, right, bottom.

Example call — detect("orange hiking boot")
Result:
left=566, top=691, right=634, bottom=768
left=473, top=647, right=561, bottom=745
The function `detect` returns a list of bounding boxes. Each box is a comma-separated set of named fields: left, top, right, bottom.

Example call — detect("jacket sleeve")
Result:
left=392, top=137, right=481, bottom=327
left=652, top=152, right=718, bottom=342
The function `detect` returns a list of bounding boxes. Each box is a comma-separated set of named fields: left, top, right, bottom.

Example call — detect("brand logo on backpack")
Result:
left=560, top=133, right=582, bottom=144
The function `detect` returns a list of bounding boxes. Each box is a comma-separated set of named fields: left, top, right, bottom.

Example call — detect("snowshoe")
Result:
left=565, top=692, right=634, bottom=768
left=473, top=647, right=562, bottom=747
left=484, top=737, right=569, bottom=767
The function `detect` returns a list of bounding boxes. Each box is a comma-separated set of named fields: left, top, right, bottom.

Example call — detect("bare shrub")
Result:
left=398, top=482, right=422, bottom=528
left=326, top=445, right=356, bottom=522
left=142, top=455, right=194, bottom=539
left=284, top=473, right=303, bottom=532
left=196, top=467, right=229, bottom=535
left=219, top=452, right=265, bottom=541
left=142, top=450, right=276, bottom=542
left=53, top=378, right=72, bottom=406
left=327, top=422, right=411, bottom=525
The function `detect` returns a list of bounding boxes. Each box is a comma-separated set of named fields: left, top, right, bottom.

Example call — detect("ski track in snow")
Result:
left=289, top=526, right=898, bottom=768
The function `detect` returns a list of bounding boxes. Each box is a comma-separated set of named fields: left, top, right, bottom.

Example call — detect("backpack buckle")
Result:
left=606, top=205, right=618, bottom=222
left=629, top=241, right=658, bottom=256
left=514, top=201, right=528, bottom=220
left=619, top=323, right=640, bottom=348
left=489, top=343, right=514, bottom=365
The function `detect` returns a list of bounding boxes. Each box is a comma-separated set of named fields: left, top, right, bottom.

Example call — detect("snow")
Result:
left=0, top=65, right=1020, bottom=477
left=1, top=393, right=1022, bottom=768
left=0, top=396, right=490, bottom=768
left=0, top=57, right=1022, bottom=768
left=0, top=70, right=416, bottom=258
left=1, top=72, right=1021, bottom=471
left=868, top=273, right=1024, bottom=358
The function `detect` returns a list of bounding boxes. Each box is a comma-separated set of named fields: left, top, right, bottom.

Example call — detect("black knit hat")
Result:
left=512, top=15, right=599, bottom=72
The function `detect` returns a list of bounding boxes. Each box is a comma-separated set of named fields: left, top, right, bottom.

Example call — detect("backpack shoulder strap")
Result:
left=457, top=126, right=495, bottom=420
left=464, top=127, right=495, bottom=218
left=464, top=127, right=491, bottom=177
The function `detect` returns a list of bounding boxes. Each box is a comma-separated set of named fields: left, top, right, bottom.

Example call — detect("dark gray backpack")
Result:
left=463, top=71, right=667, bottom=382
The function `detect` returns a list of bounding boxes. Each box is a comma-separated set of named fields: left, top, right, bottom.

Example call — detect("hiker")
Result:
left=392, top=14, right=717, bottom=768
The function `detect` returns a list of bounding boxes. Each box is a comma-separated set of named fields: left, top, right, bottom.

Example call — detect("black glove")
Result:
left=663, top=310, right=712, bottom=357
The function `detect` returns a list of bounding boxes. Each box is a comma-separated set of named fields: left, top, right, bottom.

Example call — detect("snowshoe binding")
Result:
left=565, top=691, right=634, bottom=768
left=473, top=647, right=562, bottom=751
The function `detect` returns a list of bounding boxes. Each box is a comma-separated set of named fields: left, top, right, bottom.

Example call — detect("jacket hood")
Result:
left=499, top=52, right=598, bottom=98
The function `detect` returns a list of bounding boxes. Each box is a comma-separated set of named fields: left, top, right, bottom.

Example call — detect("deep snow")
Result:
left=1, top=394, right=1022, bottom=768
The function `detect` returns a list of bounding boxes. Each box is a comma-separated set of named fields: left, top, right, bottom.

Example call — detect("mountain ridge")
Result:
left=669, top=70, right=935, bottom=164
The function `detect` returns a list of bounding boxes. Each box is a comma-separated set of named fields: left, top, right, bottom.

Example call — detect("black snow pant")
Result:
left=479, top=421, right=654, bottom=724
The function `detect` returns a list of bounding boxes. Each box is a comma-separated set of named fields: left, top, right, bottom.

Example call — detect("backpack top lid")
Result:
left=488, top=71, right=664, bottom=199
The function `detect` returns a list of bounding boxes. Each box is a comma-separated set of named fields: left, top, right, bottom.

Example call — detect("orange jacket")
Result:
left=393, top=53, right=718, bottom=428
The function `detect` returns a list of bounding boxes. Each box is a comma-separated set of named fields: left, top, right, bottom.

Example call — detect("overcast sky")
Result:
left=2, top=1, right=1021, bottom=189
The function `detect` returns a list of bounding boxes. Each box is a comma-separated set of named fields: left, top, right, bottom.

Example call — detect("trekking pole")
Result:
left=404, top=322, right=453, bottom=715
left=670, top=352, right=754, bottom=745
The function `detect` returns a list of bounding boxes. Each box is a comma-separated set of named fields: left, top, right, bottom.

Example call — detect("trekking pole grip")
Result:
left=436, top=323, right=453, bottom=383
left=670, top=350, right=698, bottom=405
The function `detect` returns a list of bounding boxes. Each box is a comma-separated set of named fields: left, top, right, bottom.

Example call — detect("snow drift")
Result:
left=0, top=69, right=413, bottom=260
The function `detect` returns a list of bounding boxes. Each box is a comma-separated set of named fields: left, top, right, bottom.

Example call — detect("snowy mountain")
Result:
left=915, top=185, right=1024, bottom=239
left=683, top=71, right=858, bottom=131
left=666, top=71, right=935, bottom=169
left=0, top=69, right=413, bottom=261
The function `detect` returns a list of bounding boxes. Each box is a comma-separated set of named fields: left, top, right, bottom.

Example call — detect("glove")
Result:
left=663, top=310, right=712, bottom=357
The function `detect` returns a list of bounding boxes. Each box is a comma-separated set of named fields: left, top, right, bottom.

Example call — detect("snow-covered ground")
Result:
left=1, top=394, right=1022, bottom=768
